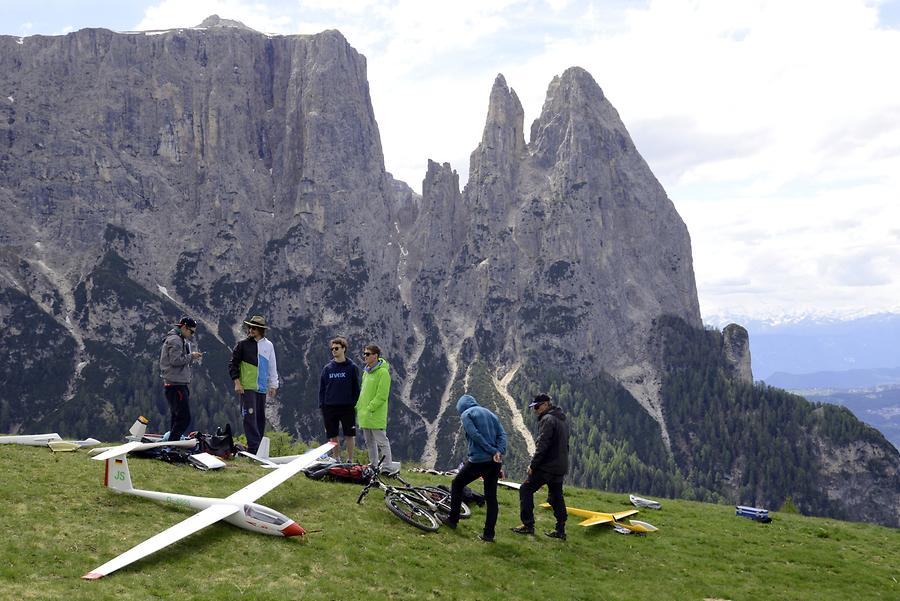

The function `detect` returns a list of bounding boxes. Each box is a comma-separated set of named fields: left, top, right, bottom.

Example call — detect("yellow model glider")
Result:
left=540, top=503, right=658, bottom=534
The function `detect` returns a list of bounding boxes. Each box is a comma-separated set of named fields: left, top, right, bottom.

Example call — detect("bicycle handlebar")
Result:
left=357, top=455, right=388, bottom=503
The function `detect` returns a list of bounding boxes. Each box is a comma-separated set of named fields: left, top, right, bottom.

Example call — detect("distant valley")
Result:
left=800, top=386, right=900, bottom=452
left=734, top=313, right=900, bottom=450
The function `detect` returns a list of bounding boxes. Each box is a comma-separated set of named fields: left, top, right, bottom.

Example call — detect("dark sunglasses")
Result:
left=331, top=346, right=343, bottom=351
left=363, top=351, right=373, bottom=356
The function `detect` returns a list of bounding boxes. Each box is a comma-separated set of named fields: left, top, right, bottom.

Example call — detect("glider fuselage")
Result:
left=104, top=456, right=303, bottom=536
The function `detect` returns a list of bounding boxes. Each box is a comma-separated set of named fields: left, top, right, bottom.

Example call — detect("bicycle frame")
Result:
left=356, top=456, right=450, bottom=531
left=357, top=457, right=442, bottom=510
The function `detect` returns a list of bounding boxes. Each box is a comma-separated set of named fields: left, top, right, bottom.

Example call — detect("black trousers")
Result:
left=519, top=469, right=567, bottom=532
left=241, top=390, right=267, bottom=454
left=164, top=384, right=191, bottom=441
left=449, top=460, right=501, bottom=539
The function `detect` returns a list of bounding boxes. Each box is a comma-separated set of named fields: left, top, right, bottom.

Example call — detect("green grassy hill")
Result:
left=0, top=444, right=897, bottom=601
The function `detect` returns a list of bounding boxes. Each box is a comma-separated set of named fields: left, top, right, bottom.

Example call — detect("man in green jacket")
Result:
left=356, top=344, right=395, bottom=474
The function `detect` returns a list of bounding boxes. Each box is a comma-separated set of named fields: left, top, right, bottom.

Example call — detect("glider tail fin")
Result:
left=128, top=415, right=149, bottom=440
left=256, top=436, right=270, bottom=460
left=104, top=456, right=134, bottom=492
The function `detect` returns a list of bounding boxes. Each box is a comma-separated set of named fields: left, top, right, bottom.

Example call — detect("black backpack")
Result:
left=437, top=483, right=486, bottom=506
left=197, top=424, right=236, bottom=459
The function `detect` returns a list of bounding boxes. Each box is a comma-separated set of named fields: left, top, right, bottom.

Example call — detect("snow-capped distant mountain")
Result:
left=704, top=312, right=900, bottom=382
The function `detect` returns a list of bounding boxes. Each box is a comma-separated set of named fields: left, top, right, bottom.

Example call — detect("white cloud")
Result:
left=679, top=181, right=900, bottom=319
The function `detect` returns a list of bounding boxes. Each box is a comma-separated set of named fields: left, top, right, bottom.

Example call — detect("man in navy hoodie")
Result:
left=445, top=394, right=507, bottom=542
left=318, top=336, right=360, bottom=462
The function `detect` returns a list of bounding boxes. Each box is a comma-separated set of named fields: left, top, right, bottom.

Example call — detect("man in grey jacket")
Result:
left=159, top=317, right=202, bottom=441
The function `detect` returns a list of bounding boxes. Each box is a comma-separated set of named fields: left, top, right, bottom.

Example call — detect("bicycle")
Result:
left=356, top=456, right=471, bottom=532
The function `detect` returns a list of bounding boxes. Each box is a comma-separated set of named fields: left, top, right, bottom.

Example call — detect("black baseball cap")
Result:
left=528, top=393, right=552, bottom=408
left=176, top=317, right=197, bottom=329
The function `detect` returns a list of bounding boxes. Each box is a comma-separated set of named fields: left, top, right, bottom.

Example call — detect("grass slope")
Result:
left=0, top=445, right=897, bottom=601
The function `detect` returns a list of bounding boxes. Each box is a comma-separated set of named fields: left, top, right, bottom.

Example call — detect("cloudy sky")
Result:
left=5, top=0, right=900, bottom=323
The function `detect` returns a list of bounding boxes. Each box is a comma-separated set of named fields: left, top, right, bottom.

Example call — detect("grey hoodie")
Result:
left=159, top=327, right=194, bottom=384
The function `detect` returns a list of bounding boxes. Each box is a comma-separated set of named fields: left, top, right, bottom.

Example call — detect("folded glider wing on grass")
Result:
left=0, top=433, right=62, bottom=446
left=82, top=440, right=335, bottom=579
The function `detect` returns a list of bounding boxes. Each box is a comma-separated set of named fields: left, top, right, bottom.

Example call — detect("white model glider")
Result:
left=498, top=480, right=522, bottom=490
left=629, top=494, right=662, bottom=510
left=87, top=439, right=198, bottom=456
left=48, top=438, right=101, bottom=452
left=124, top=415, right=168, bottom=442
left=239, top=436, right=328, bottom=468
left=82, top=440, right=335, bottom=579
left=0, top=433, right=61, bottom=446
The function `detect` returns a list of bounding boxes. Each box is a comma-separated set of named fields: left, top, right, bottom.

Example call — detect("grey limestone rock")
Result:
left=723, top=323, right=753, bottom=384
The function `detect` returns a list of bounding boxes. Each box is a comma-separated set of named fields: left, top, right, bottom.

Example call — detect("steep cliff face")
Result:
left=0, top=22, right=408, bottom=438
left=1, top=21, right=897, bottom=527
left=812, top=431, right=900, bottom=526
left=401, top=71, right=701, bottom=465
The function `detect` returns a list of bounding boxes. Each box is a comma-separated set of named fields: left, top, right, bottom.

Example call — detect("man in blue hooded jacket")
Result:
left=445, top=394, right=507, bottom=542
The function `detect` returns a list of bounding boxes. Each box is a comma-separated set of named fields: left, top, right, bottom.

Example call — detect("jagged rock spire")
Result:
left=468, top=74, right=526, bottom=193
left=529, top=66, right=632, bottom=169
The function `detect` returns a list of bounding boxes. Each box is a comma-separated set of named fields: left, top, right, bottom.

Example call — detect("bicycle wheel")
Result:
left=417, top=486, right=471, bottom=520
left=384, top=493, right=440, bottom=532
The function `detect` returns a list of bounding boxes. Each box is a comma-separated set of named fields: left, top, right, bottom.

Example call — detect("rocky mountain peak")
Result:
left=467, top=74, right=526, bottom=193
left=529, top=66, right=631, bottom=170
left=196, top=15, right=256, bottom=31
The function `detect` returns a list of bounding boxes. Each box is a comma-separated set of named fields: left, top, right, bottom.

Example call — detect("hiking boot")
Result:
left=511, top=525, right=535, bottom=535
left=545, top=530, right=566, bottom=540
left=444, top=520, right=458, bottom=530
left=478, top=534, right=495, bottom=542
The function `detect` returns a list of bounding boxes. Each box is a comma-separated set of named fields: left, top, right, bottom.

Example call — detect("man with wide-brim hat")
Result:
left=243, top=315, right=268, bottom=329
left=228, top=315, right=279, bottom=454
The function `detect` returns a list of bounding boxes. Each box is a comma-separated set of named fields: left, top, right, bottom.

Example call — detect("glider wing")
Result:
left=82, top=503, right=239, bottom=579
left=577, top=514, right=615, bottom=527
left=90, top=439, right=197, bottom=459
left=226, top=442, right=335, bottom=504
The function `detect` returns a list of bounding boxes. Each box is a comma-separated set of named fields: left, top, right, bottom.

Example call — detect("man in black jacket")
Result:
left=512, top=393, right=570, bottom=540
